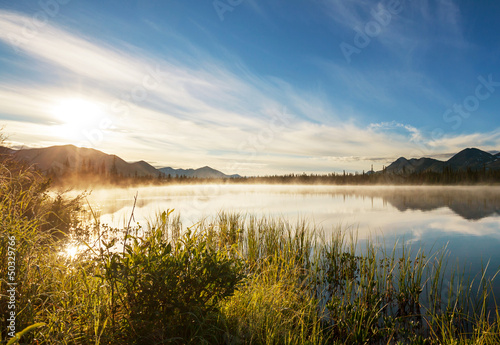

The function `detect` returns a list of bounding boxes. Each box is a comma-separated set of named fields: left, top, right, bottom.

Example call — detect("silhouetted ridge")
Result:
left=446, top=148, right=495, bottom=170
left=385, top=147, right=499, bottom=174
left=8, top=145, right=239, bottom=178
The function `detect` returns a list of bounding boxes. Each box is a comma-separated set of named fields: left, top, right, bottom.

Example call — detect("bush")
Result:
left=99, top=211, right=244, bottom=344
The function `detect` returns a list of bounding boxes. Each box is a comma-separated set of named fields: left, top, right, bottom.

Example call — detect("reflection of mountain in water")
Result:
left=86, top=186, right=500, bottom=223
left=346, top=188, right=500, bottom=221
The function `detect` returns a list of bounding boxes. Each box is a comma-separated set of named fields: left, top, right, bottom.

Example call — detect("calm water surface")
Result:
left=81, top=184, right=500, bottom=281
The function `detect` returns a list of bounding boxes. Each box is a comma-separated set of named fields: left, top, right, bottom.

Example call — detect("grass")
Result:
left=1, top=157, right=500, bottom=344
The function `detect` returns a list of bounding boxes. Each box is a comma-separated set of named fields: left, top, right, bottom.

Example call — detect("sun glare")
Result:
left=63, top=244, right=86, bottom=259
left=51, top=98, right=106, bottom=141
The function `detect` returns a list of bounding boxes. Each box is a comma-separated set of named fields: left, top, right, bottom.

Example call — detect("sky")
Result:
left=0, top=0, right=500, bottom=176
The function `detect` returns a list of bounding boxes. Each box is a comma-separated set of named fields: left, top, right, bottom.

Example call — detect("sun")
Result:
left=50, top=98, right=106, bottom=140
left=62, top=244, right=87, bottom=259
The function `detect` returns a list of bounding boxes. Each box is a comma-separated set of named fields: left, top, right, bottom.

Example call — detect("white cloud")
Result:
left=0, top=8, right=498, bottom=175
left=429, top=130, right=500, bottom=153
left=369, top=120, right=423, bottom=142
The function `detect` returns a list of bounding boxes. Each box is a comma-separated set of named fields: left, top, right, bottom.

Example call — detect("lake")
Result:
left=80, top=184, right=500, bottom=288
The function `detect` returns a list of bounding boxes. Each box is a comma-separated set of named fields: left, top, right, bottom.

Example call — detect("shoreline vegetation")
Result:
left=1, top=154, right=500, bottom=344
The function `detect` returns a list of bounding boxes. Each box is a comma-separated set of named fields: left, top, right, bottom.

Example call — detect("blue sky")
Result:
left=1, top=0, right=500, bottom=175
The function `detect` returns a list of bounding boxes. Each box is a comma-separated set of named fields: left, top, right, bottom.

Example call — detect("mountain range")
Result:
left=384, top=148, right=500, bottom=174
left=158, top=166, right=240, bottom=179
left=3, top=145, right=500, bottom=179
left=4, top=144, right=240, bottom=179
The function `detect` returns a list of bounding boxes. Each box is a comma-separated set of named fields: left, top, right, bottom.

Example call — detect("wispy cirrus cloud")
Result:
left=429, top=130, right=500, bottom=153
left=322, top=0, right=470, bottom=68
left=369, top=121, right=422, bottom=142
left=0, top=7, right=498, bottom=175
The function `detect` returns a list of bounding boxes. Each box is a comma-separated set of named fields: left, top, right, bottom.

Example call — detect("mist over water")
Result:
left=82, top=185, right=500, bottom=233
left=78, top=184, right=500, bottom=294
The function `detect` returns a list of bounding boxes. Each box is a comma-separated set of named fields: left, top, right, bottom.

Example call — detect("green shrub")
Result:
left=98, top=211, right=244, bottom=344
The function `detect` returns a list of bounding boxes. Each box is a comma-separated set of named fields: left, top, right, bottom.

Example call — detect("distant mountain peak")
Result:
left=385, top=147, right=499, bottom=174
left=158, top=165, right=239, bottom=178
left=446, top=147, right=494, bottom=169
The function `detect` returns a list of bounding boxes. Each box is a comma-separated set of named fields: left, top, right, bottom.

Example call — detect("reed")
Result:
left=1, top=158, right=499, bottom=344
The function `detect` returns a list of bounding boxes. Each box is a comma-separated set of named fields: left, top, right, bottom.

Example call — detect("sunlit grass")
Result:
left=1, top=155, right=499, bottom=344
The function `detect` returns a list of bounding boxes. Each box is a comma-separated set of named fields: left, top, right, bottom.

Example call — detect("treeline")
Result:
left=45, top=162, right=500, bottom=187
left=236, top=166, right=500, bottom=185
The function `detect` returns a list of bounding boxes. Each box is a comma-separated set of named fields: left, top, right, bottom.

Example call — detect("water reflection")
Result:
left=82, top=185, right=500, bottom=222
left=80, top=184, right=500, bottom=223
left=68, top=185, right=498, bottom=251
left=372, top=187, right=500, bottom=220
left=71, top=184, right=500, bottom=299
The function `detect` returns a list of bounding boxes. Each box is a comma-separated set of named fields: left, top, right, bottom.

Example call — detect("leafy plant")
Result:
left=98, top=211, right=244, bottom=344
